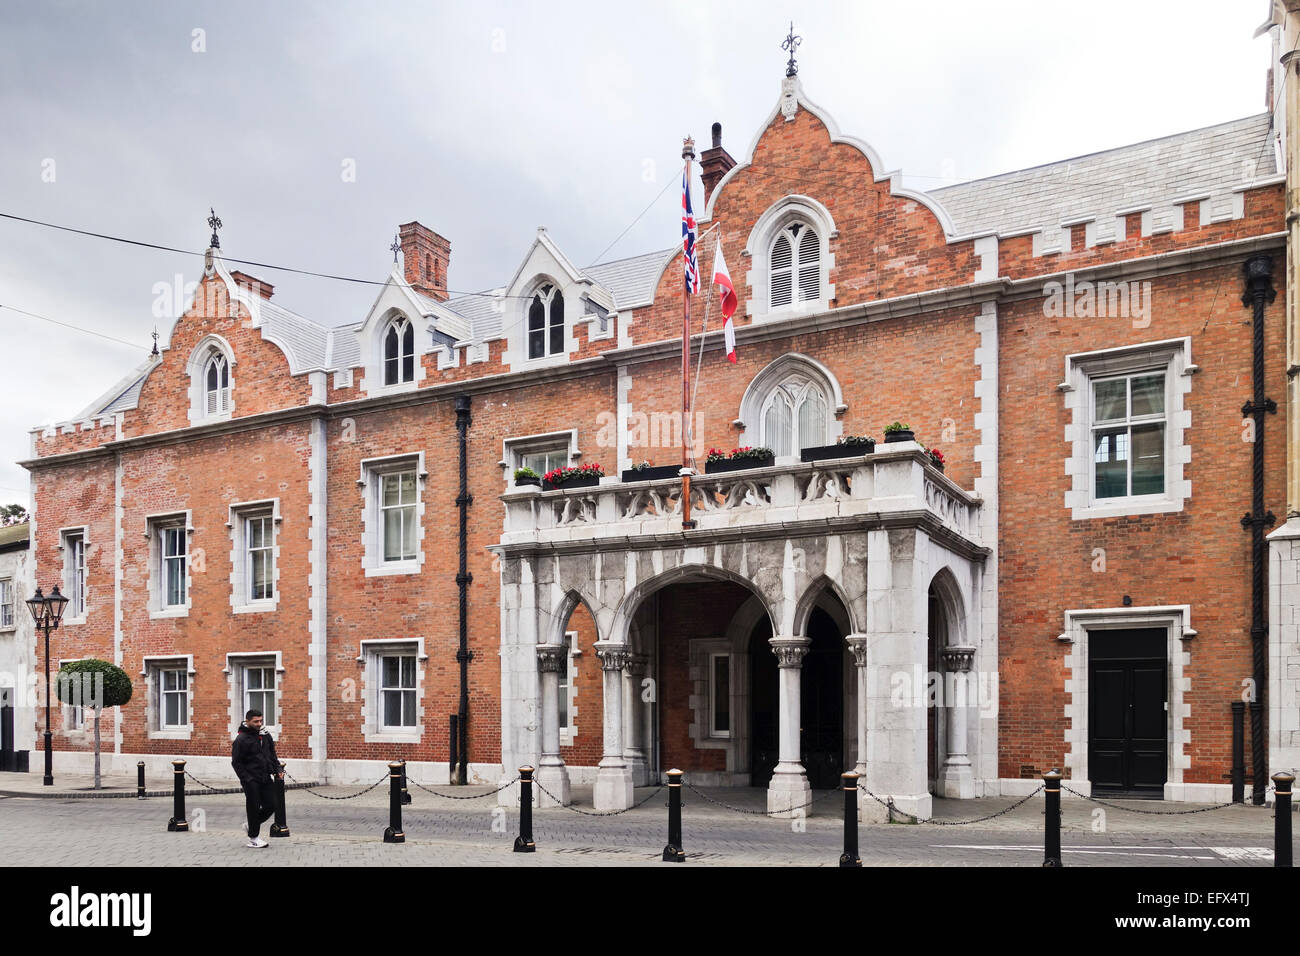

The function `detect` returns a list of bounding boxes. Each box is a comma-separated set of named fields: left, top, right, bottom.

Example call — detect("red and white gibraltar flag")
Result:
left=713, top=241, right=738, bottom=363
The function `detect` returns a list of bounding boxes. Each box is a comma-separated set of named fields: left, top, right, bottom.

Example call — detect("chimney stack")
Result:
left=701, top=122, right=737, bottom=205
left=398, top=221, right=452, bottom=301
left=229, top=270, right=274, bottom=300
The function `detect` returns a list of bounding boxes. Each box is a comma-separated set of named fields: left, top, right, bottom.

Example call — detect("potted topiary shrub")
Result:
left=704, top=446, right=776, bottom=474
left=883, top=421, right=915, bottom=443
left=56, top=658, right=132, bottom=790
left=800, top=434, right=876, bottom=462
left=542, top=462, right=604, bottom=490
left=513, top=466, right=541, bottom=487
left=620, top=460, right=682, bottom=483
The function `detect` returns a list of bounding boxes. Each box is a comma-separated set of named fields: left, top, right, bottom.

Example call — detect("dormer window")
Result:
left=527, top=284, right=564, bottom=359
left=203, top=352, right=230, bottom=416
left=383, top=316, right=415, bottom=385
left=769, top=221, right=820, bottom=310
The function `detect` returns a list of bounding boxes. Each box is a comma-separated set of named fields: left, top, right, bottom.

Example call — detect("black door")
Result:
left=801, top=609, right=844, bottom=790
left=749, top=618, right=778, bottom=786
left=1089, top=629, right=1167, bottom=796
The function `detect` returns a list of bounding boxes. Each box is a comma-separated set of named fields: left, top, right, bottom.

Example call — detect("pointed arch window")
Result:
left=383, top=316, right=416, bottom=385
left=527, top=284, right=565, bottom=359
left=769, top=221, right=820, bottom=310
left=203, top=352, right=230, bottom=416
left=759, top=375, right=829, bottom=457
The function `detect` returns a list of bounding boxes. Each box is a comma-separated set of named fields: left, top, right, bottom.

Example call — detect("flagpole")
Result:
left=681, top=137, right=696, bottom=530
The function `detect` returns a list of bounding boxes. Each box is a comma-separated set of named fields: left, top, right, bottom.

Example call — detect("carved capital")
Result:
left=769, top=636, right=811, bottom=668
left=536, top=643, right=567, bottom=674
left=622, top=653, right=647, bottom=676
left=845, top=634, right=869, bottom=668
left=594, top=641, right=632, bottom=672
left=940, top=644, right=977, bottom=673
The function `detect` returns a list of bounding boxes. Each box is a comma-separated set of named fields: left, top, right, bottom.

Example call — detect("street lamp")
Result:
left=26, top=585, right=69, bottom=786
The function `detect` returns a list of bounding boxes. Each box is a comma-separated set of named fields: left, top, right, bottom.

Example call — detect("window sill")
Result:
left=753, top=300, right=829, bottom=323
left=365, top=560, right=422, bottom=578
left=0, top=625, right=16, bottom=635
left=61, top=616, right=87, bottom=628
left=1071, top=497, right=1184, bottom=521
left=232, top=599, right=279, bottom=615
left=363, top=730, right=422, bottom=744
left=149, top=607, right=191, bottom=620
left=149, top=729, right=193, bottom=740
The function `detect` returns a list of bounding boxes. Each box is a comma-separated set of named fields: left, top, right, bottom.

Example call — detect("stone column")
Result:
left=534, top=643, right=571, bottom=807
left=593, top=641, right=634, bottom=810
left=767, top=635, right=812, bottom=817
left=937, top=644, right=976, bottom=799
left=846, top=635, right=869, bottom=778
left=622, top=654, right=649, bottom=785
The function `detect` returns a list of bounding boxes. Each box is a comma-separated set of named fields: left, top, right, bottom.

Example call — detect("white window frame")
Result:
left=736, top=353, right=845, bottom=459
left=0, top=577, right=13, bottom=631
left=203, top=351, right=231, bottom=416
left=502, top=430, right=578, bottom=488
left=357, top=638, right=428, bottom=743
left=60, top=527, right=88, bottom=624
left=142, top=655, right=195, bottom=740
left=186, top=335, right=237, bottom=425
left=767, top=221, right=821, bottom=311
left=227, top=500, right=282, bottom=613
left=1060, top=338, right=1195, bottom=521
left=56, top=656, right=89, bottom=734
left=526, top=282, right=566, bottom=361
left=382, top=315, right=416, bottom=386
left=145, top=512, right=193, bottom=618
left=708, top=651, right=733, bottom=739
left=757, top=373, right=832, bottom=457
left=358, top=453, right=427, bottom=577
left=744, top=195, right=837, bottom=322
left=688, top=637, right=736, bottom=751
left=224, top=652, right=284, bottom=734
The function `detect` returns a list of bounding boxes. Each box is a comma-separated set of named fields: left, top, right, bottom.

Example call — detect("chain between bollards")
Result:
left=839, top=771, right=861, bottom=867
left=1042, top=768, right=1062, bottom=867
left=270, top=760, right=290, bottom=838
left=662, top=769, right=685, bottom=862
left=1274, top=770, right=1294, bottom=868
left=166, top=759, right=189, bottom=832
left=382, top=761, right=405, bottom=844
left=514, top=766, right=536, bottom=852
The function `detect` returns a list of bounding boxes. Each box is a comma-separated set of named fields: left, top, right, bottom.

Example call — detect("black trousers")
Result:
left=242, top=777, right=276, bottom=839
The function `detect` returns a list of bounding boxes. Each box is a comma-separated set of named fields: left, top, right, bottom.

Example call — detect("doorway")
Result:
left=1088, top=628, right=1167, bottom=797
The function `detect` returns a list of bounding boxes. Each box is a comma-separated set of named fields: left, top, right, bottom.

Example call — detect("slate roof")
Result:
left=79, top=115, right=1277, bottom=419
left=0, top=522, right=31, bottom=551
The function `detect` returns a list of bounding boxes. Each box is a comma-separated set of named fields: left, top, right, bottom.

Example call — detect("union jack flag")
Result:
left=681, top=167, right=699, bottom=295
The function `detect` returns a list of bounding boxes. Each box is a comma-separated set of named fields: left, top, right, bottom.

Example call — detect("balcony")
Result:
left=500, top=443, right=985, bottom=556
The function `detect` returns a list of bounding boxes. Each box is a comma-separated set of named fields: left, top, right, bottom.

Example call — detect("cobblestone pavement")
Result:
left=0, top=773, right=1283, bottom=866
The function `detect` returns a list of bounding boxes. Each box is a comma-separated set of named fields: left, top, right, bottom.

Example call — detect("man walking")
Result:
left=231, top=709, right=282, bottom=848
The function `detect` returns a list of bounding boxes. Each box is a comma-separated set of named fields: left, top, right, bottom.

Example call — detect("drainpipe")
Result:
left=455, top=395, right=474, bottom=785
left=1241, top=255, right=1277, bottom=805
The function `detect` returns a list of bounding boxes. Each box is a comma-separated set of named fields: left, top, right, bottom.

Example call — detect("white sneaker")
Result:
left=246, top=837, right=268, bottom=848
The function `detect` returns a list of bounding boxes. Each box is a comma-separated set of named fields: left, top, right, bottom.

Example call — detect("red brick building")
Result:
left=19, top=69, right=1288, bottom=815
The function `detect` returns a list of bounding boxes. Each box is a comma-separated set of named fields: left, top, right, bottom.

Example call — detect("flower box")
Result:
left=883, top=429, right=914, bottom=444
left=800, top=440, right=875, bottom=462
left=620, top=464, right=682, bottom=483
left=705, top=454, right=775, bottom=474
left=515, top=475, right=541, bottom=488
left=543, top=474, right=600, bottom=491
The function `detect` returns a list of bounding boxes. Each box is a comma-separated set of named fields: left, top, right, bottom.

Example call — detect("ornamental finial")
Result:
left=782, top=22, right=801, bottom=77
left=207, top=207, right=222, bottom=250
left=390, top=233, right=401, bottom=265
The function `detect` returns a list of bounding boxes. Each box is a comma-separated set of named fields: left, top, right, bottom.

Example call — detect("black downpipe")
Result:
left=1241, top=255, right=1277, bottom=805
left=454, top=395, right=474, bottom=786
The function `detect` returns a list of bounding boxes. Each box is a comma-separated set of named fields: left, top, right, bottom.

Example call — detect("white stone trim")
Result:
left=1268, top=517, right=1300, bottom=775
left=357, top=452, right=427, bottom=577
left=743, top=195, right=837, bottom=322
left=971, top=300, right=999, bottom=786
left=223, top=651, right=285, bottom=736
left=1060, top=337, right=1194, bottom=521
left=185, top=333, right=237, bottom=426
left=736, top=352, right=845, bottom=451
left=687, top=638, right=734, bottom=750
left=558, top=629, right=579, bottom=747
left=113, top=454, right=124, bottom=752
left=141, top=654, right=196, bottom=740
left=1060, top=605, right=1193, bottom=795
left=307, top=417, right=329, bottom=761
left=226, top=499, right=282, bottom=614
left=357, top=638, right=428, bottom=743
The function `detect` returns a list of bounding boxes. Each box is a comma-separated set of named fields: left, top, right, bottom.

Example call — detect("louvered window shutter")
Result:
left=770, top=235, right=793, bottom=309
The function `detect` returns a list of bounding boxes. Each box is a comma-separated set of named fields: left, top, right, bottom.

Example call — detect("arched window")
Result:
left=769, top=221, right=820, bottom=310
left=527, top=284, right=565, bottom=359
left=759, top=374, right=829, bottom=456
left=203, top=352, right=230, bottom=416
left=383, top=316, right=415, bottom=385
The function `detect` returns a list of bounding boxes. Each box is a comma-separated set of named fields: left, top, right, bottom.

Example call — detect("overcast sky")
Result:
left=0, top=0, right=1276, bottom=505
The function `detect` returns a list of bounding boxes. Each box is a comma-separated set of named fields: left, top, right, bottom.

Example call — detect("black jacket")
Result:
left=231, top=723, right=280, bottom=786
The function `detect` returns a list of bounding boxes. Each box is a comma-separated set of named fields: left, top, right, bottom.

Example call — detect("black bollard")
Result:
left=1042, top=768, right=1062, bottom=867
left=662, top=768, right=685, bottom=862
left=270, top=760, right=290, bottom=838
left=400, top=758, right=412, bottom=805
left=1231, top=702, right=1245, bottom=803
left=166, top=759, right=189, bottom=832
left=514, top=766, right=536, bottom=852
left=839, top=771, right=861, bottom=867
left=1274, top=771, right=1294, bottom=868
left=136, top=761, right=146, bottom=800
left=383, top=761, right=405, bottom=844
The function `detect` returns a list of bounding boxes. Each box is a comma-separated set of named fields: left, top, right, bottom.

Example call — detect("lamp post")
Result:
left=26, top=585, right=69, bottom=786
